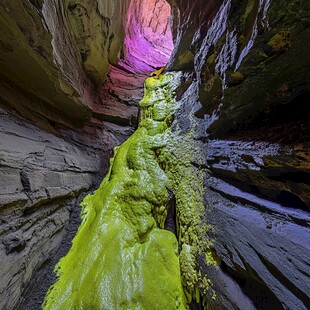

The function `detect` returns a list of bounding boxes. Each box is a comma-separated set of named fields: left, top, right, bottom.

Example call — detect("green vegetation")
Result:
left=43, top=71, right=216, bottom=310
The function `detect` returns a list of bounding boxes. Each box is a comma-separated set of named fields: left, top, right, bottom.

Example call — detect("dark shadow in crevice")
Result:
left=276, top=190, right=308, bottom=212
left=208, top=91, right=310, bottom=145
left=189, top=300, right=204, bottom=310
left=164, top=187, right=177, bottom=236
left=267, top=171, right=310, bottom=185
left=210, top=168, right=309, bottom=213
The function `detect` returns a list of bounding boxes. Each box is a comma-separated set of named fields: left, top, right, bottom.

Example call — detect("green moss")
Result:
left=43, top=71, right=217, bottom=310
left=43, top=73, right=187, bottom=310
left=159, top=132, right=218, bottom=305
left=206, top=52, right=218, bottom=66
left=267, top=30, right=291, bottom=54
left=228, top=71, right=245, bottom=86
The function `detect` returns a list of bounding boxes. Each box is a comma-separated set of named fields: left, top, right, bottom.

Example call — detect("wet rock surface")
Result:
left=168, top=0, right=310, bottom=308
left=0, top=106, right=117, bottom=309
left=19, top=194, right=83, bottom=310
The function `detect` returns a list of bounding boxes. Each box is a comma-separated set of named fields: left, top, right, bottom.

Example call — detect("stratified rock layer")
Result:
left=0, top=0, right=168, bottom=308
left=121, top=0, right=173, bottom=72
left=166, top=0, right=310, bottom=308
left=0, top=105, right=136, bottom=309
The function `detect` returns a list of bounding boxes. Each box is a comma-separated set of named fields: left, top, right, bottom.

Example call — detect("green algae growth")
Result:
left=43, top=71, right=217, bottom=310
left=43, top=72, right=187, bottom=310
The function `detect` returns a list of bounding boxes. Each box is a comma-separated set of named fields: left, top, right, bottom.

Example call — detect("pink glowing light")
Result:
left=120, top=0, right=174, bottom=73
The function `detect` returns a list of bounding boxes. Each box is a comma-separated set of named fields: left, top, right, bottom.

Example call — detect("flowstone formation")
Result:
left=43, top=71, right=217, bottom=309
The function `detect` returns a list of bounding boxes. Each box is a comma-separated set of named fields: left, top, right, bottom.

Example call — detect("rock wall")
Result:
left=166, top=0, right=310, bottom=308
left=0, top=1, right=143, bottom=308
left=121, top=0, right=173, bottom=72
left=0, top=105, right=137, bottom=309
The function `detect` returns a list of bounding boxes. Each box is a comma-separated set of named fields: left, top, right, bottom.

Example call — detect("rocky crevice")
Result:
left=19, top=193, right=84, bottom=310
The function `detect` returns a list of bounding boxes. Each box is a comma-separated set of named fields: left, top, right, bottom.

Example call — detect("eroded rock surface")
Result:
left=0, top=0, right=169, bottom=308
left=167, top=0, right=310, bottom=308
left=0, top=106, right=134, bottom=309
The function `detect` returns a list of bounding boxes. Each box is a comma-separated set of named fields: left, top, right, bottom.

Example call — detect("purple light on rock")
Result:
left=120, top=0, right=174, bottom=73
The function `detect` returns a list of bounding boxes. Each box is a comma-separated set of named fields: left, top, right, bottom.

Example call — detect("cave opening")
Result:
left=119, top=0, right=174, bottom=73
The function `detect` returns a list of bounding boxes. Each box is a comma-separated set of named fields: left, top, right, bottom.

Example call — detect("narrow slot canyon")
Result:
left=0, top=0, right=309, bottom=310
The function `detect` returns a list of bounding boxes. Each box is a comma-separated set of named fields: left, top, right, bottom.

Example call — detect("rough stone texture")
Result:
left=19, top=193, right=84, bottom=310
left=121, top=0, right=173, bottom=72
left=0, top=0, right=132, bottom=127
left=0, top=106, right=127, bottom=310
left=167, top=0, right=310, bottom=308
left=205, top=142, right=310, bottom=309
left=96, top=66, right=146, bottom=126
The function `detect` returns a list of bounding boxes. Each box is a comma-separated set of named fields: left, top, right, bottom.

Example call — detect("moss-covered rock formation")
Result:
left=40, top=72, right=197, bottom=308
left=43, top=70, right=218, bottom=309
